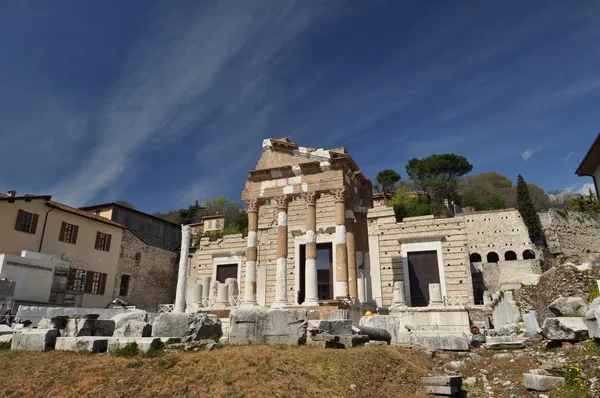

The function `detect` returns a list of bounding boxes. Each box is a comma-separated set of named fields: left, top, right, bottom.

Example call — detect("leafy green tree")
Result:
left=459, top=172, right=512, bottom=211
left=375, top=169, right=401, bottom=196
left=516, top=174, right=544, bottom=244
left=565, top=189, right=599, bottom=214
left=388, top=187, right=442, bottom=221
left=406, top=154, right=473, bottom=203
left=179, top=200, right=204, bottom=225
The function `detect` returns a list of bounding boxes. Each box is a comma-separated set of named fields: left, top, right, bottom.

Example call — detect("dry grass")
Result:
left=0, top=345, right=432, bottom=398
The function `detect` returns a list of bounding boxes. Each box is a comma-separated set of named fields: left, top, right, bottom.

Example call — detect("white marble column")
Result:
left=174, top=225, right=191, bottom=313
left=392, top=281, right=407, bottom=307
left=216, top=283, right=230, bottom=308
left=242, top=199, right=261, bottom=307
left=333, top=189, right=349, bottom=299
left=201, top=276, right=211, bottom=305
left=303, top=192, right=320, bottom=306
left=272, top=195, right=291, bottom=308
left=428, top=283, right=444, bottom=307
left=355, top=209, right=366, bottom=304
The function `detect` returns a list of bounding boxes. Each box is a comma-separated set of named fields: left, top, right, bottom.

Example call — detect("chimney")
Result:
left=7, top=190, right=16, bottom=198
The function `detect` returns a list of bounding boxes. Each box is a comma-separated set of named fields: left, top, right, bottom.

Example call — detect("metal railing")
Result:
left=158, top=304, right=174, bottom=313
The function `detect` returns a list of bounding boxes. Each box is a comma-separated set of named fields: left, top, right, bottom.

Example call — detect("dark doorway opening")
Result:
left=504, top=251, right=517, bottom=261
left=298, top=242, right=333, bottom=304
left=407, top=250, right=440, bottom=307
left=523, top=249, right=536, bottom=260
left=487, top=252, right=499, bottom=263
left=216, top=264, right=238, bottom=283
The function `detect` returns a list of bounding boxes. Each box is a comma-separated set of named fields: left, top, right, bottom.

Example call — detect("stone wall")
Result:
left=515, top=264, right=600, bottom=323
left=114, top=230, right=178, bottom=312
left=462, top=209, right=539, bottom=262
left=542, top=209, right=600, bottom=260
left=471, top=260, right=542, bottom=293
left=368, top=206, right=473, bottom=307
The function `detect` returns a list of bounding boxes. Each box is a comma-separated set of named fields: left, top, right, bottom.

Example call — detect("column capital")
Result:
left=332, top=188, right=348, bottom=203
left=304, top=191, right=321, bottom=206
left=245, top=198, right=264, bottom=212
left=275, top=195, right=293, bottom=210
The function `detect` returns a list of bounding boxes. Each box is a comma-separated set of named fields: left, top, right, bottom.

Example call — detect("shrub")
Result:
left=127, top=360, right=143, bottom=368
left=589, top=283, right=599, bottom=303
left=0, top=341, right=11, bottom=350
left=114, top=342, right=139, bottom=358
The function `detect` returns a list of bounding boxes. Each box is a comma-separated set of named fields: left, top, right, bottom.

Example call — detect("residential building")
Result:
left=0, top=192, right=125, bottom=308
left=576, top=133, right=600, bottom=198
left=202, top=214, right=225, bottom=232
left=79, top=202, right=181, bottom=251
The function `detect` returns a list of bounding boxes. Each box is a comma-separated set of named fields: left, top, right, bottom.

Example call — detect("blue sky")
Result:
left=1, top=1, right=599, bottom=213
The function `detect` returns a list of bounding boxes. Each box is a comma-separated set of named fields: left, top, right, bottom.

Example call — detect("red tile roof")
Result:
left=47, top=201, right=125, bottom=229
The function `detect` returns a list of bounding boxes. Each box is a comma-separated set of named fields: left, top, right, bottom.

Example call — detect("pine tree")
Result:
left=516, top=174, right=543, bottom=244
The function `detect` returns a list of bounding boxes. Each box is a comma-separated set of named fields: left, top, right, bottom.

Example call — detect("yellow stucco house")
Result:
left=576, top=133, right=600, bottom=198
left=0, top=191, right=125, bottom=308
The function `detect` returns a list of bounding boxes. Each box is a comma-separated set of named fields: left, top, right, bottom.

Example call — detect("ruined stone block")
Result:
left=55, top=337, right=108, bottom=353
left=523, top=373, right=564, bottom=391
left=307, top=319, right=352, bottom=335
left=11, top=329, right=58, bottom=351
left=407, top=331, right=470, bottom=351
left=548, top=297, right=588, bottom=317
left=110, top=311, right=148, bottom=329
left=151, top=313, right=189, bottom=338
left=113, top=320, right=152, bottom=338
left=229, top=308, right=307, bottom=345
left=541, top=317, right=588, bottom=341
left=108, top=337, right=164, bottom=353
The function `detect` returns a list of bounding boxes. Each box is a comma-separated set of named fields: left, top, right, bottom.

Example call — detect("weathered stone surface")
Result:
left=11, top=329, right=58, bottom=351
left=183, top=313, right=222, bottom=342
left=0, top=334, right=13, bottom=344
left=520, top=274, right=541, bottom=286
left=408, top=331, right=469, bottom=351
left=584, top=305, right=600, bottom=339
left=55, top=337, right=108, bottom=353
left=483, top=342, right=525, bottom=350
left=307, top=319, right=352, bottom=336
left=444, top=361, right=467, bottom=371
left=523, top=311, right=541, bottom=335
left=113, top=320, right=152, bottom=338
left=37, top=317, right=115, bottom=337
left=541, top=317, right=588, bottom=341
left=422, top=375, right=462, bottom=387
left=110, top=311, right=148, bottom=329
left=523, top=373, right=565, bottom=391
left=548, top=297, right=589, bottom=317
left=0, top=325, right=14, bottom=336
left=151, top=313, right=189, bottom=338
left=229, top=308, right=308, bottom=345
left=108, top=337, right=164, bottom=353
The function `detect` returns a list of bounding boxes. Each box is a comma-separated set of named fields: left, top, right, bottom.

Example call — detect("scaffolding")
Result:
left=48, top=253, right=88, bottom=307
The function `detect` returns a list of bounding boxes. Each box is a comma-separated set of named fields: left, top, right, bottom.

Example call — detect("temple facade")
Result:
left=187, top=138, right=525, bottom=311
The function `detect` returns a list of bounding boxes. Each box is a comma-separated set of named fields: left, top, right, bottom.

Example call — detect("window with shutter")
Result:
left=59, top=222, right=79, bottom=244
left=14, top=210, right=38, bottom=234
left=84, top=271, right=108, bottom=295
left=94, top=232, right=112, bottom=251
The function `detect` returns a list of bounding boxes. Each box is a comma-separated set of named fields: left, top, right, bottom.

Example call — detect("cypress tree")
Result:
left=516, top=174, right=543, bottom=245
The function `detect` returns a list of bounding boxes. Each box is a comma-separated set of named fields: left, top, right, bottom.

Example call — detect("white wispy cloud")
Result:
left=565, top=152, right=573, bottom=163
left=578, top=182, right=596, bottom=195
left=522, top=148, right=539, bottom=161
left=50, top=0, right=345, bottom=206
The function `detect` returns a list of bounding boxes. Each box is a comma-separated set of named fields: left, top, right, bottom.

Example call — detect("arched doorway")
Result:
left=469, top=253, right=482, bottom=263
left=504, top=251, right=517, bottom=261
left=487, top=252, right=499, bottom=263
left=523, top=249, right=536, bottom=260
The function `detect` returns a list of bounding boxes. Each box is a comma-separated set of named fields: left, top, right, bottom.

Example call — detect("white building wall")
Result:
left=0, top=252, right=56, bottom=302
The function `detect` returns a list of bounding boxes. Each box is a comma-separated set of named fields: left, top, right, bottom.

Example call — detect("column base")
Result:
left=240, top=301, right=259, bottom=308
left=302, top=298, right=319, bottom=307
left=271, top=301, right=288, bottom=308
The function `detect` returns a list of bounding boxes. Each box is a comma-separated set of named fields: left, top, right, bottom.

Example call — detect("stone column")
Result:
left=201, top=276, right=211, bottom=305
left=361, top=208, right=371, bottom=304
left=333, top=189, right=349, bottom=299
left=174, top=225, right=191, bottom=313
left=216, top=283, right=230, bottom=308
left=225, top=278, right=239, bottom=306
left=242, top=199, right=262, bottom=307
left=303, top=191, right=320, bottom=306
left=355, top=210, right=367, bottom=303
left=346, top=209, right=358, bottom=301
left=272, top=195, right=291, bottom=308
left=392, top=281, right=406, bottom=307
left=209, top=280, right=218, bottom=306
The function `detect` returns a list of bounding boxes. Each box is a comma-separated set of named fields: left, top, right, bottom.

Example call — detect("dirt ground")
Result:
left=0, top=345, right=432, bottom=398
